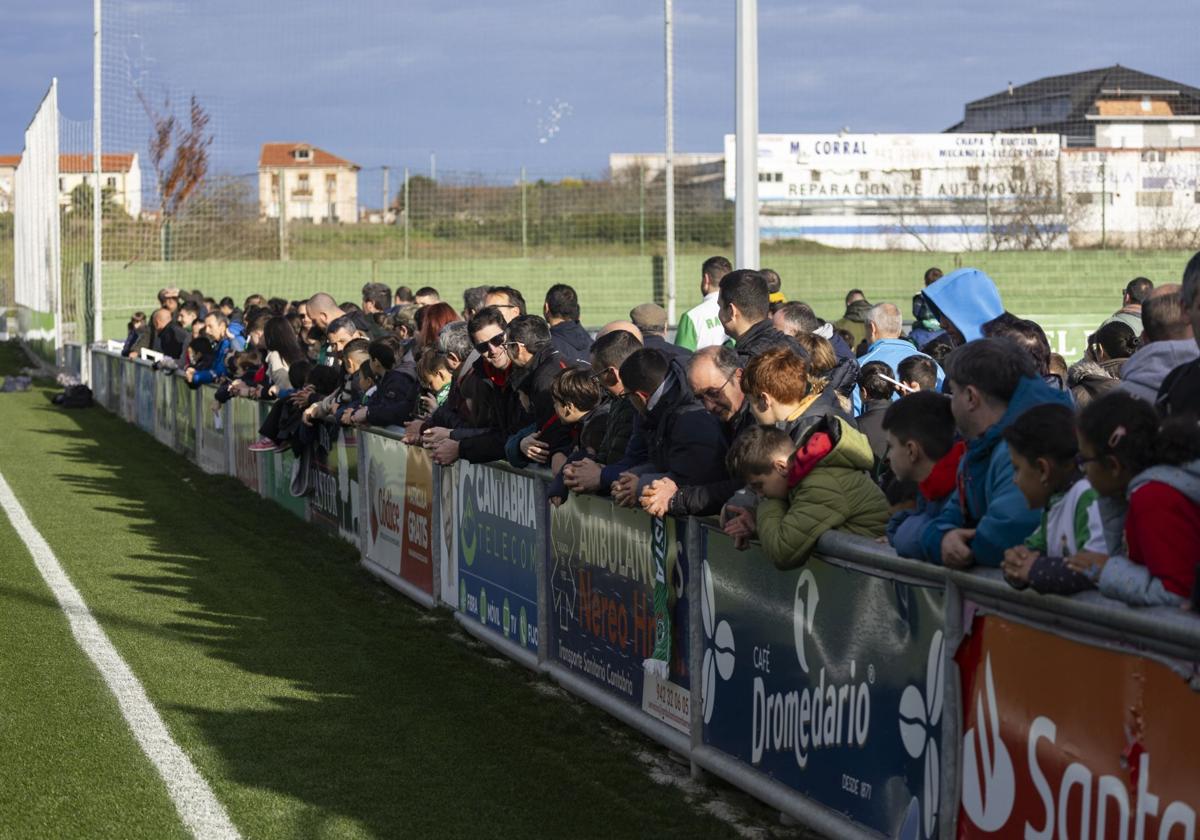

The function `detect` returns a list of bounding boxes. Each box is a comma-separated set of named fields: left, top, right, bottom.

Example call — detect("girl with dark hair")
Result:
left=1067, top=392, right=1200, bottom=606
left=263, top=315, right=307, bottom=397
left=1068, top=320, right=1139, bottom=408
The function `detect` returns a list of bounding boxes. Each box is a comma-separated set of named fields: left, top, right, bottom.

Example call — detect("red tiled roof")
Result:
left=60, top=153, right=136, bottom=173
left=0, top=153, right=136, bottom=172
left=259, top=143, right=359, bottom=170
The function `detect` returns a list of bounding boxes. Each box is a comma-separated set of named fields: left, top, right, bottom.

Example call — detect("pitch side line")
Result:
left=0, top=470, right=242, bottom=840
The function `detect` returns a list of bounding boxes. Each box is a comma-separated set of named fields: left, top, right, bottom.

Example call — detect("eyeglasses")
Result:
left=694, top=369, right=737, bottom=402
left=1074, top=453, right=1101, bottom=467
left=503, top=340, right=523, bottom=352
left=473, top=334, right=505, bottom=354
left=590, top=367, right=617, bottom=387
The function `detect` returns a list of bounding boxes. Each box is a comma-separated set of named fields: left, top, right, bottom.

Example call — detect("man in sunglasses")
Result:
left=424, top=306, right=530, bottom=465
left=484, top=286, right=526, bottom=323
left=503, top=315, right=573, bottom=465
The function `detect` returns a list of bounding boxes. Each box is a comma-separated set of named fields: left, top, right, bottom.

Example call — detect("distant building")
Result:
left=59, top=153, right=141, bottom=217
left=0, top=152, right=141, bottom=217
left=258, top=143, right=359, bottom=224
left=946, top=65, right=1200, bottom=149
left=609, top=152, right=725, bottom=185
left=0, top=155, right=18, bottom=213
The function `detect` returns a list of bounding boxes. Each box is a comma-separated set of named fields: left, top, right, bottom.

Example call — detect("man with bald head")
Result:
left=852, top=302, right=943, bottom=415
left=150, top=307, right=189, bottom=360
left=595, top=320, right=643, bottom=343
left=1120, top=283, right=1198, bottom=403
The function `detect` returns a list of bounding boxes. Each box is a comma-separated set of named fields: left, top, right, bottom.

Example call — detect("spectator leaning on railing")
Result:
left=918, top=338, right=1072, bottom=570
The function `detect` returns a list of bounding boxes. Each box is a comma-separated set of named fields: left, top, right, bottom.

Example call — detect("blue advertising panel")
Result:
left=135, top=363, right=156, bottom=434
left=548, top=494, right=691, bottom=733
left=456, top=461, right=540, bottom=655
left=700, top=524, right=945, bottom=840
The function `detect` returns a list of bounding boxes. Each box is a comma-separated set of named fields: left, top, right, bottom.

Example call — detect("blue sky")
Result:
left=3, top=0, right=1197, bottom=185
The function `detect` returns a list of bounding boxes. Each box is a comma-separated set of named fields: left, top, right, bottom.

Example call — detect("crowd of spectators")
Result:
left=124, top=251, right=1200, bottom=611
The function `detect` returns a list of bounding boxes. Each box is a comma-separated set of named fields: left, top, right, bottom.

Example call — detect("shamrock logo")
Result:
left=898, top=630, right=944, bottom=839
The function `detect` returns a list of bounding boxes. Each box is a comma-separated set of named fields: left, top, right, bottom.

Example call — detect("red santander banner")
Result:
left=364, top=434, right=434, bottom=596
left=956, top=612, right=1199, bottom=839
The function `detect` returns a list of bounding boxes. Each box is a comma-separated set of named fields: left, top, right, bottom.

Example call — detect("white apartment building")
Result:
left=0, top=153, right=141, bottom=217
left=258, top=143, right=359, bottom=224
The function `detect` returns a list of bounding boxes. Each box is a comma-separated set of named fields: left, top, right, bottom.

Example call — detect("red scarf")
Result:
left=919, top=440, right=965, bottom=502
left=483, top=360, right=509, bottom=389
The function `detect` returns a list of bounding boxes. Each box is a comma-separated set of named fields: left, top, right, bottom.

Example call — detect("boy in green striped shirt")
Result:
left=1000, top=403, right=1107, bottom=595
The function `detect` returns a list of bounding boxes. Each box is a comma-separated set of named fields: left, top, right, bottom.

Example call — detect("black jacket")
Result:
left=825, top=355, right=861, bottom=400
left=669, top=398, right=757, bottom=516
left=550, top=321, right=593, bottom=366
left=856, top=399, right=891, bottom=464
left=595, top=394, right=635, bottom=464
left=458, top=357, right=532, bottom=463
left=517, top=345, right=573, bottom=454
left=1158, top=357, right=1200, bottom=419
left=644, top=333, right=693, bottom=364
left=733, top=319, right=807, bottom=364
left=366, top=367, right=419, bottom=428
left=636, top=360, right=730, bottom=489
left=154, top=323, right=190, bottom=360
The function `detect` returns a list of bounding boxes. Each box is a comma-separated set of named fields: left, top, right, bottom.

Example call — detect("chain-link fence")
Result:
left=6, top=2, right=1198, bottom=359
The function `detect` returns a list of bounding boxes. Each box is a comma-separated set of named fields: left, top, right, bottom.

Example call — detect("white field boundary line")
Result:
left=0, top=470, right=242, bottom=840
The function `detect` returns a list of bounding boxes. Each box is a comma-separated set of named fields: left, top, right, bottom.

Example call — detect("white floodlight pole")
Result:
left=734, top=0, right=760, bottom=269
left=664, top=0, right=676, bottom=324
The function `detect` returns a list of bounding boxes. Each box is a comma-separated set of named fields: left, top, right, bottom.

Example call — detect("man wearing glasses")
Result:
left=484, top=286, right=526, bottom=323
left=641, top=345, right=755, bottom=518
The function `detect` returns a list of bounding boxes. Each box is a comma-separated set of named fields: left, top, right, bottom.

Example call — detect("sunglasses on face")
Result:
left=474, top=334, right=505, bottom=354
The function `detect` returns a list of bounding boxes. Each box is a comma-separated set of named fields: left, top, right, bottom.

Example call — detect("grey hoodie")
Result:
left=1097, top=459, right=1200, bottom=606
left=1118, top=339, right=1200, bottom=403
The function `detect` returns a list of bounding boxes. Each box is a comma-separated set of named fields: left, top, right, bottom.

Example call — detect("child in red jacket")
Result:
left=1067, top=392, right=1200, bottom=605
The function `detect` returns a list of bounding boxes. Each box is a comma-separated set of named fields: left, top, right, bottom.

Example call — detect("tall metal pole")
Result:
left=382, top=165, right=389, bottom=223
left=664, top=0, right=676, bottom=322
left=734, top=0, right=760, bottom=270
left=91, top=0, right=103, bottom=358
left=403, top=167, right=410, bottom=260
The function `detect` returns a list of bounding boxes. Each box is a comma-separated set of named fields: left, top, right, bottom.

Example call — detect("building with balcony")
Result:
left=258, top=142, right=359, bottom=224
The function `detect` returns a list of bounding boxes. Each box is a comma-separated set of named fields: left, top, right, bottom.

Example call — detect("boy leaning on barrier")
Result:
left=725, top=421, right=888, bottom=570
left=882, top=391, right=965, bottom=559
left=543, top=369, right=606, bottom=505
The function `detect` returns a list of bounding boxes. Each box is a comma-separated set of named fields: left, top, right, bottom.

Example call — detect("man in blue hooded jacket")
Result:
left=921, top=267, right=1005, bottom=346
left=919, top=338, right=1073, bottom=568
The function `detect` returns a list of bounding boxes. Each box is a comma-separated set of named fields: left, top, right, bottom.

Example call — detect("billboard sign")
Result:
left=701, top=525, right=946, bottom=839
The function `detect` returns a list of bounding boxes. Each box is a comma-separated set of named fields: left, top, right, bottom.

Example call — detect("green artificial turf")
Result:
left=0, top=345, right=786, bottom=839
left=0, top=508, right=190, bottom=840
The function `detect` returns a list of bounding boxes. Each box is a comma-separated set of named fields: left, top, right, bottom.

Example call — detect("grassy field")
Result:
left=0, top=341, right=809, bottom=840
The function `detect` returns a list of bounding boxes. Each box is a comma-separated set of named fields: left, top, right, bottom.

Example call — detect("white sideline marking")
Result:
left=0, top=470, right=242, bottom=840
